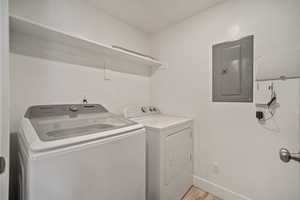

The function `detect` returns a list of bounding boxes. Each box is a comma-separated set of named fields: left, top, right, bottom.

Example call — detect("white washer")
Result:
left=124, top=106, right=193, bottom=200
left=17, top=104, right=146, bottom=200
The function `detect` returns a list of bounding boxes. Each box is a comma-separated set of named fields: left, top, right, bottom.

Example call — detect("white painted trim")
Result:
left=193, top=176, right=253, bottom=200
left=0, top=0, right=9, bottom=199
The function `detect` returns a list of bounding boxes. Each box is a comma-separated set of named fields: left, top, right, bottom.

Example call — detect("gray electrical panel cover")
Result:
left=212, top=35, right=253, bottom=102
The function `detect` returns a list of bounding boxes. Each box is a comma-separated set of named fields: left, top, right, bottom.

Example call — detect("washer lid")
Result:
left=21, top=119, right=144, bottom=152
left=130, top=114, right=192, bottom=129
left=25, top=104, right=139, bottom=142
left=31, top=113, right=137, bottom=141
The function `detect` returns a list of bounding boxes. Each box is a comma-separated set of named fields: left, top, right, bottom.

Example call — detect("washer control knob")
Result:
left=69, top=105, right=79, bottom=112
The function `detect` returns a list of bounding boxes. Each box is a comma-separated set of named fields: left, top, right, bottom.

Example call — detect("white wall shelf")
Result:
left=9, top=15, right=162, bottom=76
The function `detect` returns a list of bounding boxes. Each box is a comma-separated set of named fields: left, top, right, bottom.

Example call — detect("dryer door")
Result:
left=165, top=128, right=193, bottom=200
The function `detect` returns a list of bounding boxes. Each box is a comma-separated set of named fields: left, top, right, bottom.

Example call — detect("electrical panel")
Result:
left=212, top=35, right=253, bottom=102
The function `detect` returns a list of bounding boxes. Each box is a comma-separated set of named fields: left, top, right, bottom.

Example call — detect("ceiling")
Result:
left=87, top=0, right=226, bottom=33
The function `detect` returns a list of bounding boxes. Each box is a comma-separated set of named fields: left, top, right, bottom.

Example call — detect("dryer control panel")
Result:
left=123, top=105, right=160, bottom=118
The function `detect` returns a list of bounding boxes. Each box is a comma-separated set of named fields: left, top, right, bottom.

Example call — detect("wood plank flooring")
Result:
left=183, top=186, right=223, bottom=200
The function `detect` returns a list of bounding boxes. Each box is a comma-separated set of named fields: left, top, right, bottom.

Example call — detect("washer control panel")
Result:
left=25, top=104, right=108, bottom=118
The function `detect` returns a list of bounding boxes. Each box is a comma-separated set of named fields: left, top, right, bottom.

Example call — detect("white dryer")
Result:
left=17, top=104, right=146, bottom=200
left=124, top=106, right=193, bottom=200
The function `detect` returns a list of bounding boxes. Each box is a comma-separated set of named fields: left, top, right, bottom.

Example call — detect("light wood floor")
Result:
left=183, top=186, right=223, bottom=200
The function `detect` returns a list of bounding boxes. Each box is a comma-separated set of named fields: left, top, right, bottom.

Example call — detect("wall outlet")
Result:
left=104, top=67, right=112, bottom=80
left=212, top=162, right=220, bottom=174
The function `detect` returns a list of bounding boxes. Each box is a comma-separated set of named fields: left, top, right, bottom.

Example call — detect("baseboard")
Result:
left=193, top=176, right=253, bottom=200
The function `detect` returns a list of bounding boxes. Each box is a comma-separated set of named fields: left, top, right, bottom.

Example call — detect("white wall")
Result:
left=10, top=54, right=151, bottom=132
left=151, top=0, right=300, bottom=199
left=9, top=0, right=151, bottom=54
left=9, top=0, right=152, bottom=132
